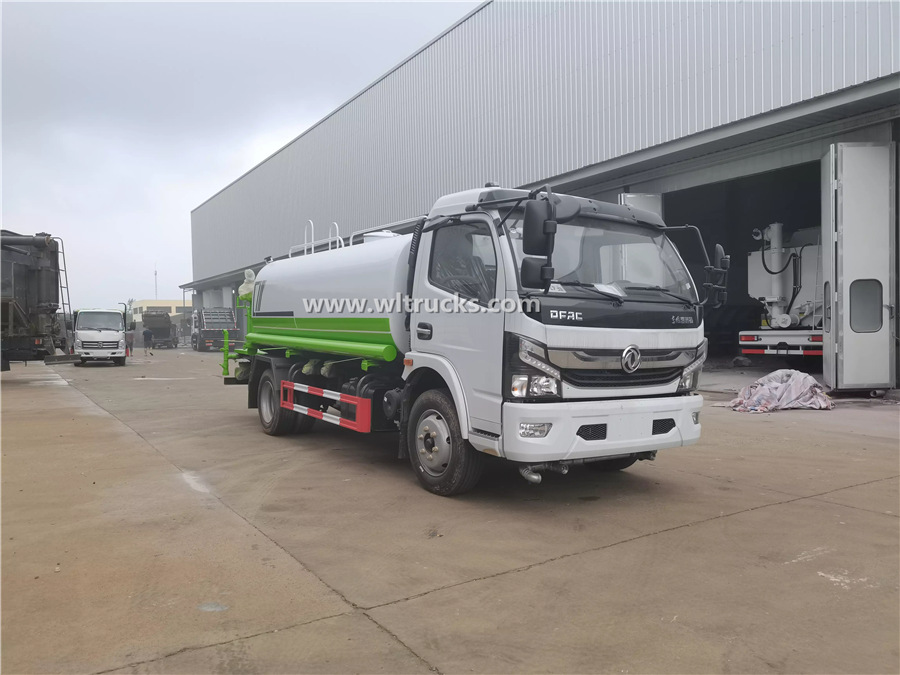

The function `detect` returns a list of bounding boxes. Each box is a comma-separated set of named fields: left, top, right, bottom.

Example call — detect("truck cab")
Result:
left=73, top=309, right=127, bottom=366
left=402, top=188, right=724, bottom=487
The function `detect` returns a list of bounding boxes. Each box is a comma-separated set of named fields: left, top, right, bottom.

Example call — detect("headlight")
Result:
left=74, top=339, right=82, bottom=348
left=118, top=340, right=125, bottom=348
left=518, top=338, right=560, bottom=379
left=677, top=338, right=708, bottom=392
left=528, top=376, right=558, bottom=397
left=505, top=334, right=561, bottom=400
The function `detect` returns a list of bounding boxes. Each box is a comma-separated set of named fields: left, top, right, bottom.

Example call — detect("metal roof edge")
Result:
left=191, top=0, right=493, bottom=214
left=519, top=74, right=900, bottom=193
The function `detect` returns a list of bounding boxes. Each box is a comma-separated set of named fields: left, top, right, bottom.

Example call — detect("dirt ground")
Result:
left=2, top=350, right=898, bottom=674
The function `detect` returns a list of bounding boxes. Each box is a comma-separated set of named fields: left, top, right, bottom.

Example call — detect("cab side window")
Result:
left=429, top=222, right=497, bottom=304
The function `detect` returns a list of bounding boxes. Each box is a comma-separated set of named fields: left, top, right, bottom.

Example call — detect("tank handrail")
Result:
left=328, top=222, right=345, bottom=251
left=289, top=215, right=422, bottom=256
left=289, top=220, right=317, bottom=258
left=303, top=220, right=315, bottom=257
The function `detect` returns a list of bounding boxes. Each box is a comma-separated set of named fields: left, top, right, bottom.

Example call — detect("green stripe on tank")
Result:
left=246, top=314, right=399, bottom=361
left=244, top=332, right=397, bottom=361
left=251, top=316, right=394, bottom=347
left=252, top=316, right=391, bottom=332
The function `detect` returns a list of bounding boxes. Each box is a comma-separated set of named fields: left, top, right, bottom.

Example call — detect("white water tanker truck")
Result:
left=222, top=186, right=729, bottom=495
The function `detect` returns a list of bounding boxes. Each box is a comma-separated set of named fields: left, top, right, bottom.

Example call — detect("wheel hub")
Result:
left=415, top=412, right=451, bottom=477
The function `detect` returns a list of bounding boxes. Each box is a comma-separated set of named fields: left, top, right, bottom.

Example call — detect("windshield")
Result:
left=507, top=216, right=698, bottom=303
left=76, top=311, right=124, bottom=331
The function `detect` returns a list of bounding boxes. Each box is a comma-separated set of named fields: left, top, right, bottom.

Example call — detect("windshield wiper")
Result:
left=625, top=285, right=697, bottom=306
left=555, top=281, right=624, bottom=305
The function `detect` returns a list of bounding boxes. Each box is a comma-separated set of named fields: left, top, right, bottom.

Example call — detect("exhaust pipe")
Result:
left=519, top=466, right=542, bottom=484
left=518, top=462, right=570, bottom=484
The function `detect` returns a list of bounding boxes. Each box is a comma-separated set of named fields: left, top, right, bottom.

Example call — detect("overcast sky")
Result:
left=2, top=1, right=480, bottom=309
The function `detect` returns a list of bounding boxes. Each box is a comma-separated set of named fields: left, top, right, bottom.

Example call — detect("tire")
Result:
left=587, top=456, right=638, bottom=472
left=113, top=357, right=126, bottom=366
left=407, top=388, right=484, bottom=496
left=293, top=412, right=317, bottom=434
left=257, top=369, right=294, bottom=436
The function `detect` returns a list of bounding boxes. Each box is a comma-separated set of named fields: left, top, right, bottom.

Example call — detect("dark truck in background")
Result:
left=1, top=231, right=68, bottom=371
left=142, top=310, right=178, bottom=349
left=191, top=307, right=240, bottom=352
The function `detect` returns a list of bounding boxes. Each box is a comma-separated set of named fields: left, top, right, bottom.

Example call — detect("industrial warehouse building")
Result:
left=186, top=0, right=899, bottom=386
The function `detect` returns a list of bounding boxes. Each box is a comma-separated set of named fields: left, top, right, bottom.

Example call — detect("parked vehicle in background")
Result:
left=73, top=309, right=127, bottom=366
left=142, top=310, right=178, bottom=348
left=738, top=144, right=895, bottom=392
left=221, top=185, right=729, bottom=495
left=1, top=231, right=73, bottom=371
left=192, top=307, right=239, bottom=351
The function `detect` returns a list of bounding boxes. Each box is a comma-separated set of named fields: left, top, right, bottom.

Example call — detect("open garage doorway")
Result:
left=661, top=162, right=821, bottom=360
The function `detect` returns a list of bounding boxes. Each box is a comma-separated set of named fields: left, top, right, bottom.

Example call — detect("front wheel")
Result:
left=113, top=357, right=126, bottom=366
left=408, top=389, right=484, bottom=496
left=257, top=369, right=294, bottom=436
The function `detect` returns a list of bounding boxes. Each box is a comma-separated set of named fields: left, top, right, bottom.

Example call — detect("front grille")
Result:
left=577, top=423, right=608, bottom=441
left=562, top=367, right=682, bottom=388
left=652, top=418, right=677, bottom=435
left=82, top=341, right=119, bottom=349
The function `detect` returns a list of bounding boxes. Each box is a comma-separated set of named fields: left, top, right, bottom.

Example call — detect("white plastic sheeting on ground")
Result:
left=727, top=369, right=833, bottom=413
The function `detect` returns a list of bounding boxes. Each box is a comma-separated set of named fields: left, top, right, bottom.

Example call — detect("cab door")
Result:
left=411, top=215, right=506, bottom=434
left=821, top=143, right=896, bottom=390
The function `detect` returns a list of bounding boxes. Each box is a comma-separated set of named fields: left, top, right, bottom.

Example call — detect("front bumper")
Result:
left=501, top=394, right=703, bottom=463
left=76, top=349, right=125, bottom=359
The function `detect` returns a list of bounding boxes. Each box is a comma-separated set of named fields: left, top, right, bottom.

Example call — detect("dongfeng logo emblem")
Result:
left=621, top=345, right=641, bottom=373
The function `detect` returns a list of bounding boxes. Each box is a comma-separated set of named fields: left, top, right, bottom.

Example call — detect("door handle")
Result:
left=416, top=322, right=433, bottom=340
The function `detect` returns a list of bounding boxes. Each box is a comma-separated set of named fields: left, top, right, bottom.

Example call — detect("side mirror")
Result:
left=523, top=200, right=556, bottom=256
left=705, top=244, right=730, bottom=308
left=521, top=257, right=554, bottom=289
left=714, top=244, right=730, bottom=270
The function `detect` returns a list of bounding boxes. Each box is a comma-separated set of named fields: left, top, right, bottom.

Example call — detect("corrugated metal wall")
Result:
left=191, top=0, right=900, bottom=282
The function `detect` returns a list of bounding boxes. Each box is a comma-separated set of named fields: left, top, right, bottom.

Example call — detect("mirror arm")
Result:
left=664, top=224, right=711, bottom=267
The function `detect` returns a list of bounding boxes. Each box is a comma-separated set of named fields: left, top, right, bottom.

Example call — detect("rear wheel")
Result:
left=257, top=369, right=293, bottom=435
left=587, top=456, right=638, bottom=472
left=408, top=389, right=484, bottom=496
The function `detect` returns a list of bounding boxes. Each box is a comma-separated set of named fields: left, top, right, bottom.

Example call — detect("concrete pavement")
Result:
left=2, top=351, right=898, bottom=673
